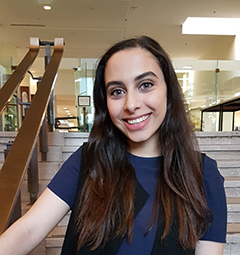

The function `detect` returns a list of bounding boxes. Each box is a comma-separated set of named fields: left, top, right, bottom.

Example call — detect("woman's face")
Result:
left=104, top=47, right=167, bottom=156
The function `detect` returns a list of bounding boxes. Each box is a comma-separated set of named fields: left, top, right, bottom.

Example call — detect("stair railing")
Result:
left=0, top=38, right=64, bottom=234
left=0, top=38, right=39, bottom=115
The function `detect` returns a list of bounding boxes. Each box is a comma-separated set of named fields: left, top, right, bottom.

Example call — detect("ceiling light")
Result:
left=44, top=5, right=51, bottom=10
left=182, top=65, right=193, bottom=70
left=182, top=17, right=240, bottom=35
left=131, top=6, right=138, bottom=11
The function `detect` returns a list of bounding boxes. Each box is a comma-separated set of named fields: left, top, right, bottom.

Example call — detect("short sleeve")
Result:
left=200, top=155, right=227, bottom=243
left=47, top=146, right=82, bottom=209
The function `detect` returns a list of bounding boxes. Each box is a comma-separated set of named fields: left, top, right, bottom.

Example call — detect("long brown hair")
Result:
left=74, top=36, right=210, bottom=250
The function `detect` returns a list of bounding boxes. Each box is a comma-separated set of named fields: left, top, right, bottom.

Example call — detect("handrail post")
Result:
left=38, top=80, right=48, bottom=161
left=38, top=40, right=56, bottom=160
left=4, top=141, right=22, bottom=227
left=43, top=40, right=55, bottom=132
left=23, top=106, right=39, bottom=205
left=28, top=144, right=39, bottom=204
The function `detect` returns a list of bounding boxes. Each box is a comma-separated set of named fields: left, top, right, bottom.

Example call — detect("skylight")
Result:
left=182, top=17, right=240, bottom=36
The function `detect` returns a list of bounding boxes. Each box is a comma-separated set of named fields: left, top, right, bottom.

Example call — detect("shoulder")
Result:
left=202, top=154, right=225, bottom=202
left=47, top=145, right=84, bottom=209
left=202, top=154, right=224, bottom=183
left=200, top=154, right=227, bottom=243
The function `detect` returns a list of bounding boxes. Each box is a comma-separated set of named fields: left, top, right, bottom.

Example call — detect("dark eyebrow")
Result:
left=106, top=80, right=124, bottom=89
left=135, top=71, right=158, bottom=81
left=106, top=71, right=157, bottom=89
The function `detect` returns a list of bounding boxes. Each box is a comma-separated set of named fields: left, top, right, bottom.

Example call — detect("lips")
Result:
left=125, top=114, right=150, bottom=125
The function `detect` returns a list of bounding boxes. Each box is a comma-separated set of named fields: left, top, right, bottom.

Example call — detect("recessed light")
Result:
left=182, top=65, right=193, bottom=70
left=44, top=5, right=51, bottom=10
left=131, top=6, right=138, bottom=11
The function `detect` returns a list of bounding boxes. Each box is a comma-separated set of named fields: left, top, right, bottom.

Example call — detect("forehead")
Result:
left=104, top=47, right=161, bottom=79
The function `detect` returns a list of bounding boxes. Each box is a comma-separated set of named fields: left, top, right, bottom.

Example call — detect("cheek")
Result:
left=107, top=100, right=124, bottom=125
left=153, top=92, right=167, bottom=117
left=107, top=100, right=117, bottom=122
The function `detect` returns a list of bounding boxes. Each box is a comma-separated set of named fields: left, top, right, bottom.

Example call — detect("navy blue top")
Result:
left=48, top=146, right=227, bottom=254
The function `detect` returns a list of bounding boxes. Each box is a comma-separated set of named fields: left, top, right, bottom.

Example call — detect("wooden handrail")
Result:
left=0, top=38, right=39, bottom=115
left=0, top=38, right=64, bottom=234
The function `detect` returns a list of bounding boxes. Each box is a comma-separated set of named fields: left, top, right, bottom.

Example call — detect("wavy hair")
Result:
left=74, top=36, right=210, bottom=250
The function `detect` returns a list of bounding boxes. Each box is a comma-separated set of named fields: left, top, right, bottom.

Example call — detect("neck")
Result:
left=128, top=140, right=161, bottom=158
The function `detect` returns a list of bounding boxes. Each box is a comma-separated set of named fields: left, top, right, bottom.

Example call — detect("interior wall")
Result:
left=199, top=36, right=235, bottom=60
left=54, top=69, right=75, bottom=95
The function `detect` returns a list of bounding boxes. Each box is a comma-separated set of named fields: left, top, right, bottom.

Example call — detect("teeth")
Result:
left=127, top=115, right=150, bottom=125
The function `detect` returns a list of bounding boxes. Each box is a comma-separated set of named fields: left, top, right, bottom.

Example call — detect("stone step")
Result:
left=195, top=131, right=240, bottom=139
left=38, top=162, right=63, bottom=180
left=217, top=160, right=240, bottom=168
left=225, top=177, right=240, bottom=187
left=225, top=177, right=240, bottom=198
left=220, top=168, right=240, bottom=177
left=201, top=152, right=240, bottom=161
left=200, top=144, right=240, bottom=151
left=227, top=198, right=240, bottom=224
left=225, top=234, right=240, bottom=255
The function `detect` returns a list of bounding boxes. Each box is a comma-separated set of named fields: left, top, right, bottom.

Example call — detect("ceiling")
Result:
left=0, top=0, right=239, bottom=61
left=1, top=0, right=240, bottom=121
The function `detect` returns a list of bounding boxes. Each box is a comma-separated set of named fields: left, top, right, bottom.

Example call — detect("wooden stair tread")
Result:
left=227, top=197, right=240, bottom=204
left=225, top=176, right=240, bottom=181
left=227, top=223, right=240, bottom=233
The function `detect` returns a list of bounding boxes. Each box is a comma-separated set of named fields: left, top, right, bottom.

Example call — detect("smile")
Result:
left=126, top=114, right=150, bottom=125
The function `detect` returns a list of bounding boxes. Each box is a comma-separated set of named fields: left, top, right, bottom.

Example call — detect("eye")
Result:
left=140, top=82, right=153, bottom=90
left=111, top=88, right=124, bottom=96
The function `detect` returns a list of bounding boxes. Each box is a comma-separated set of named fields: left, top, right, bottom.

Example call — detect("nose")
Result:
left=124, top=90, right=141, bottom=113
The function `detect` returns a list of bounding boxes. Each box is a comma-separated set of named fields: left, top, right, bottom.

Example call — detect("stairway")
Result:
left=0, top=131, right=240, bottom=255
left=196, top=131, right=240, bottom=255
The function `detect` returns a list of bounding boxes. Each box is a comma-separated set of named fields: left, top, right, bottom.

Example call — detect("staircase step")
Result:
left=225, top=234, right=240, bottom=255
left=227, top=197, right=240, bottom=223
left=225, top=177, right=240, bottom=187
left=38, top=162, right=62, bottom=180
left=217, top=160, right=240, bottom=168
left=227, top=197, right=240, bottom=204
left=227, top=223, right=240, bottom=234
left=201, top=152, right=240, bottom=161
left=200, top=144, right=240, bottom=151
left=220, top=168, right=240, bottom=177
left=225, top=177, right=240, bottom=198
left=48, top=226, right=67, bottom=238
left=64, top=132, right=89, bottom=146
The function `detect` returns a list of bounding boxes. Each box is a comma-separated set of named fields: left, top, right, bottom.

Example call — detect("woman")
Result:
left=0, top=36, right=227, bottom=255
